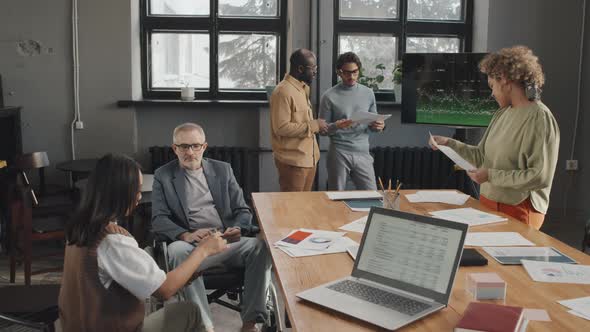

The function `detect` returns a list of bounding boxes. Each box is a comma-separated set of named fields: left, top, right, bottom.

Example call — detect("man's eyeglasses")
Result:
left=175, top=143, right=206, bottom=152
left=338, top=69, right=359, bottom=77
left=302, top=64, right=318, bottom=71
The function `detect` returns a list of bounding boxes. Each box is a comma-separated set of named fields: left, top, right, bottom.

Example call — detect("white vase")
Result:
left=393, top=83, right=402, bottom=103
left=180, top=87, right=195, bottom=101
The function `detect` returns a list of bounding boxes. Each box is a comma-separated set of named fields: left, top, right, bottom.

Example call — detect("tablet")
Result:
left=482, top=246, right=577, bottom=265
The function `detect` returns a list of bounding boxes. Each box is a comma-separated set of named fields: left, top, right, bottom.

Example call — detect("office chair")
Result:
left=0, top=284, right=60, bottom=332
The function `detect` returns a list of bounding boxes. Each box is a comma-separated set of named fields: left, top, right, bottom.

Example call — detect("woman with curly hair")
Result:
left=430, top=46, right=560, bottom=229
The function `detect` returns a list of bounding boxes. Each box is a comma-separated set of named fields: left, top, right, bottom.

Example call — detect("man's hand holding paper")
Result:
left=349, top=111, right=391, bottom=126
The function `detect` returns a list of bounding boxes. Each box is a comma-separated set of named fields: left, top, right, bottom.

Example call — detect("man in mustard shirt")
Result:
left=270, top=49, right=328, bottom=191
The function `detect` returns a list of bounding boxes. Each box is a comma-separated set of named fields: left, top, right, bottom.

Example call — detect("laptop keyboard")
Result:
left=327, top=280, right=431, bottom=316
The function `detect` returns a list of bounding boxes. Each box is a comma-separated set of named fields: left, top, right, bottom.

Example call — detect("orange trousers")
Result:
left=480, top=195, right=545, bottom=230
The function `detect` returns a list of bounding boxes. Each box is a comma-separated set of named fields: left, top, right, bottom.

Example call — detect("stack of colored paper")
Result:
left=274, top=228, right=356, bottom=258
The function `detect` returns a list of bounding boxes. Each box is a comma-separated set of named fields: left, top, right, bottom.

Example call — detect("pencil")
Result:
left=394, top=182, right=403, bottom=196
left=388, top=179, right=392, bottom=192
left=378, top=177, right=385, bottom=191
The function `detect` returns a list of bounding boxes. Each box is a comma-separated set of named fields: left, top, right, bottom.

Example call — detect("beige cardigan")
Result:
left=447, top=101, right=560, bottom=214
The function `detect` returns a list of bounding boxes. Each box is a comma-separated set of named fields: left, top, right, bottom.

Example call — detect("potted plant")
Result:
left=357, top=62, right=402, bottom=103
left=392, top=61, right=402, bottom=103
left=357, top=64, right=386, bottom=92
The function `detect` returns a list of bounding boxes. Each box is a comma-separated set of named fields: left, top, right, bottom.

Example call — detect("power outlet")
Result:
left=565, top=159, right=578, bottom=171
left=75, top=121, right=84, bottom=130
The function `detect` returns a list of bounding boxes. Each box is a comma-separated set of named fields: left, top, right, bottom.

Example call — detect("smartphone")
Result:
left=220, top=227, right=241, bottom=243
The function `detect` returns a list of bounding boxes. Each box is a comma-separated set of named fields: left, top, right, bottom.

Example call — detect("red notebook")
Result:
left=455, top=302, right=525, bottom=332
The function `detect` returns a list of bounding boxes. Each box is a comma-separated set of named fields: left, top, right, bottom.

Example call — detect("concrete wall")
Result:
left=1, top=0, right=588, bottom=217
left=484, top=0, right=586, bottom=224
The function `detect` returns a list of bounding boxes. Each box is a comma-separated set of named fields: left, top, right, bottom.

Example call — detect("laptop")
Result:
left=297, top=207, right=468, bottom=330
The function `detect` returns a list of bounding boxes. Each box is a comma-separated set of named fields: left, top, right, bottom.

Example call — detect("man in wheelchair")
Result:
left=151, top=122, right=272, bottom=332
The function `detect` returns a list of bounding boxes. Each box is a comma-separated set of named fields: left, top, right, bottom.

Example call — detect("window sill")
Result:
left=377, top=101, right=401, bottom=108
left=117, top=99, right=269, bottom=108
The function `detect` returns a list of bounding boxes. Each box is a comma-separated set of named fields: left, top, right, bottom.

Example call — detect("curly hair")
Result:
left=479, top=45, right=545, bottom=88
left=335, top=52, right=362, bottom=70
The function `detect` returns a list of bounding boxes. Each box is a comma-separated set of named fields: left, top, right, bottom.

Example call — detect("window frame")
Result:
left=140, top=0, right=288, bottom=101
left=333, top=0, right=473, bottom=101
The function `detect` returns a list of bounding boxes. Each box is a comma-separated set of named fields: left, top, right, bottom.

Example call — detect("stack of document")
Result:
left=430, top=207, right=507, bottom=227
left=325, top=191, right=382, bottom=200
left=465, top=232, right=535, bottom=247
left=274, top=228, right=357, bottom=258
left=558, top=296, right=590, bottom=321
left=406, top=190, right=470, bottom=205
left=522, top=260, right=590, bottom=284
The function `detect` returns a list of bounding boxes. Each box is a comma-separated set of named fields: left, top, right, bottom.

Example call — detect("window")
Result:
left=335, top=0, right=473, bottom=99
left=141, top=0, right=287, bottom=100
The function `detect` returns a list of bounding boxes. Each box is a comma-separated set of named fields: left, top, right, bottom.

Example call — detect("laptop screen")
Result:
left=354, top=208, right=467, bottom=303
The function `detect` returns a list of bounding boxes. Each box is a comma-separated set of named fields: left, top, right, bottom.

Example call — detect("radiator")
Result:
left=148, top=146, right=257, bottom=198
left=371, top=147, right=478, bottom=197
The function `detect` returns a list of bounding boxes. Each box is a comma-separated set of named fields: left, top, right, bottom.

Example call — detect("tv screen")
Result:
left=401, top=53, right=498, bottom=127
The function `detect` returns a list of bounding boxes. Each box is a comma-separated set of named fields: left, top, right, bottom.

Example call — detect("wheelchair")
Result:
left=145, top=225, right=283, bottom=332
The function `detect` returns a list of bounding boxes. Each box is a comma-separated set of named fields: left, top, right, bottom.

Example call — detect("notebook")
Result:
left=455, top=302, right=525, bottom=332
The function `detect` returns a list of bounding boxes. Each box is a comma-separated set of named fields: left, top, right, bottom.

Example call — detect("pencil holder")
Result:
left=383, top=192, right=401, bottom=211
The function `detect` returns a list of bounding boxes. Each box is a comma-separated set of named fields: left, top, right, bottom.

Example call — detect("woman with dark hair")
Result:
left=430, top=46, right=560, bottom=229
left=319, top=51, right=385, bottom=190
left=58, top=153, right=227, bottom=332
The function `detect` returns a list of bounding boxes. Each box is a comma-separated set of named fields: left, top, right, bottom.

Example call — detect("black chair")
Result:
left=0, top=284, right=60, bottom=331
left=8, top=152, right=73, bottom=285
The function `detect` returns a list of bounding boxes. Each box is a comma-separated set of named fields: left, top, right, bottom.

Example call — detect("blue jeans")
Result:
left=167, top=237, right=271, bottom=330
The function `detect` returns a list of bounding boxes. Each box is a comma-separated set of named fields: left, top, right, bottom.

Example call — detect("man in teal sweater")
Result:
left=319, top=52, right=385, bottom=190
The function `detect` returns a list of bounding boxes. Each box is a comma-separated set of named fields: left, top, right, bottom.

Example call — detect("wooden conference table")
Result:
left=252, top=190, right=590, bottom=332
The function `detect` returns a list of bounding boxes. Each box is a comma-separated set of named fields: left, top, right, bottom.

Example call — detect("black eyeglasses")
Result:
left=174, top=143, right=206, bottom=152
left=338, top=69, right=359, bottom=76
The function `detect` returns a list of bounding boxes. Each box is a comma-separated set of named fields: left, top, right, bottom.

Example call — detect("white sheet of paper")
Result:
left=558, top=296, right=590, bottom=318
left=429, top=132, right=476, bottom=171
left=325, top=191, right=382, bottom=200
left=430, top=207, right=507, bottom=227
left=465, top=232, right=535, bottom=247
left=522, top=308, right=551, bottom=322
left=275, top=229, right=346, bottom=251
left=347, top=244, right=360, bottom=260
left=277, top=237, right=358, bottom=258
left=483, top=246, right=559, bottom=257
left=339, top=216, right=368, bottom=233
left=567, top=309, right=590, bottom=321
left=522, top=260, right=590, bottom=284
left=406, top=190, right=470, bottom=205
left=349, top=111, right=392, bottom=125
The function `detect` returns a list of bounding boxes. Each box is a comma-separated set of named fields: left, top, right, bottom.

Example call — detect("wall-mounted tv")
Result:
left=401, top=53, right=498, bottom=127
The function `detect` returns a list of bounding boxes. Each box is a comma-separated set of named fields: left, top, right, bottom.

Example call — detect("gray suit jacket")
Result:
left=151, top=158, right=252, bottom=242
